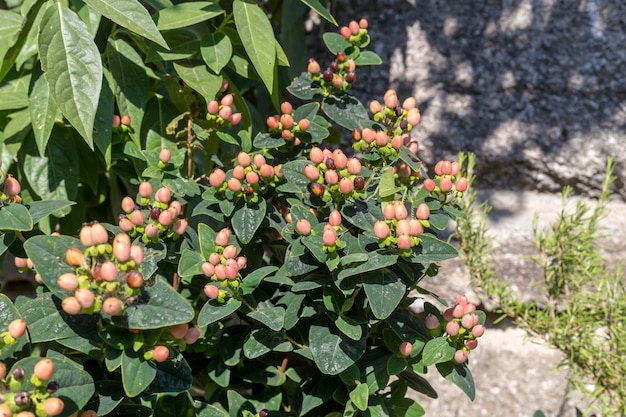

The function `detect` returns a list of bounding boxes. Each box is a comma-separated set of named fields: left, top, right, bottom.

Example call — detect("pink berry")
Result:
left=204, top=284, right=220, bottom=299
left=456, top=177, right=468, bottom=192
left=173, top=219, right=188, bottom=235
left=229, top=113, right=242, bottom=125
left=259, top=164, right=274, bottom=178
left=121, top=196, right=135, bottom=213
left=139, top=181, right=153, bottom=198
left=309, top=147, right=324, bottom=164
left=454, top=349, right=468, bottom=364
left=155, top=187, right=171, bottom=203
left=324, top=170, right=339, bottom=185
left=227, top=178, right=241, bottom=192
left=102, top=297, right=123, bottom=316
left=215, top=229, right=230, bottom=246
left=322, top=224, right=337, bottom=246
left=466, top=339, right=478, bottom=350
left=471, top=324, right=485, bottom=338
left=443, top=308, right=454, bottom=321
left=214, top=264, right=227, bottom=280
left=266, top=115, right=280, bottom=129
left=369, top=100, right=382, bottom=114
left=169, top=323, right=189, bottom=339
left=409, top=219, right=423, bottom=236
left=79, top=225, right=94, bottom=247
left=347, top=158, right=361, bottom=175
left=339, top=177, right=354, bottom=194
left=152, top=346, right=169, bottom=362
left=246, top=171, right=259, bottom=185
left=329, top=210, right=342, bottom=226
left=461, top=314, right=477, bottom=329
left=296, top=219, right=311, bottom=235
left=8, top=319, right=27, bottom=339
left=416, top=203, right=430, bottom=220
left=397, top=234, right=412, bottom=249
left=394, top=202, right=408, bottom=220
left=219, top=106, right=232, bottom=120
left=130, top=245, right=144, bottom=265
left=307, top=59, right=321, bottom=74
left=304, top=164, right=320, bottom=181
left=237, top=152, right=251, bottom=167
left=62, top=296, right=82, bottom=315
left=445, top=320, right=460, bottom=336
left=184, top=327, right=201, bottom=344
left=280, top=102, right=293, bottom=115
left=75, top=288, right=95, bottom=308
left=340, top=26, right=351, bottom=39
left=375, top=131, right=388, bottom=147
left=452, top=304, right=464, bottom=318
left=208, top=252, right=221, bottom=266
left=90, top=223, right=109, bottom=245
left=423, top=178, right=436, bottom=192
left=113, top=233, right=131, bottom=262
left=100, top=261, right=118, bottom=282
left=425, top=314, right=440, bottom=330
left=407, top=108, right=420, bottom=126
left=221, top=94, right=234, bottom=106
left=4, top=176, right=22, bottom=196
left=159, top=148, right=171, bottom=163
left=207, top=100, right=219, bottom=114
left=396, top=220, right=410, bottom=236
left=456, top=295, right=469, bottom=306
left=130, top=209, right=145, bottom=226
left=202, top=262, right=215, bottom=277
left=399, top=341, right=412, bottom=357
left=373, top=221, right=390, bottom=239
left=223, top=245, right=237, bottom=259
left=298, top=119, right=310, bottom=131
left=439, top=177, right=453, bottom=192
left=58, top=273, right=79, bottom=292
left=391, top=135, right=404, bottom=150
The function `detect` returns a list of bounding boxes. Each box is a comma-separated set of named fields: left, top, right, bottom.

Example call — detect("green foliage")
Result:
left=0, top=2, right=478, bottom=416
left=457, top=154, right=626, bottom=416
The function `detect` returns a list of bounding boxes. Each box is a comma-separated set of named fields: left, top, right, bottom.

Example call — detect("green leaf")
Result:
left=355, top=51, right=383, bottom=66
left=9, top=354, right=95, bottom=415
left=0, top=10, right=22, bottom=60
left=197, top=298, right=242, bottom=327
left=436, top=362, right=475, bottom=400
left=422, top=336, right=456, bottom=366
left=309, top=320, right=366, bottom=375
left=337, top=251, right=398, bottom=281
left=83, top=0, right=168, bottom=48
left=111, top=277, right=194, bottom=330
left=21, top=129, right=79, bottom=215
left=146, top=28, right=201, bottom=62
left=153, top=1, right=223, bottom=30
left=411, top=234, right=458, bottom=263
left=398, top=370, right=438, bottom=399
left=349, top=382, right=369, bottom=411
left=335, top=316, right=363, bottom=341
left=151, top=352, right=193, bottom=393
left=26, top=200, right=75, bottom=224
left=240, top=265, right=278, bottom=295
left=286, top=72, right=323, bottom=100
left=195, top=401, right=229, bottom=417
left=121, top=348, right=157, bottom=397
left=247, top=302, right=285, bottom=331
left=232, top=200, right=266, bottom=244
left=233, top=0, right=276, bottom=95
left=243, top=329, right=291, bottom=359
left=362, top=269, right=406, bottom=320
left=0, top=203, right=33, bottom=231
left=153, top=392, right=195, bottom=417
left=322, top=32, right=350, bottom=54
left=342, top=200, right=383, bottom=231
left=0, top=294, right=30, bottom=366
left=178, top=248, right=204, bottom=279
left=173, top=60, right=222, bottom=102
left=28, top=65, right=59, bottom=155
left=38, top=3, right=102, bottom=147
left=240, top=365, right=286, bottom=387
left=0, top=72, right=30, bottom=111
left=94, top=68, right=114, bottom=167
left=321, top=94, right=368, bottom=130
left=295, top=376, right=335, bottom=416
left=201, top=32, right=233, bottom=74
left=299, top=0, right=337, bottom=25
left=106, top=38, right=148, bottom=147
left=24, top=235, right=81, bottom=295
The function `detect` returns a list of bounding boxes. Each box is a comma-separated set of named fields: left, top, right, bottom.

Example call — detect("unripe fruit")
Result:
left=329, top=209, right=342, bottom=227
left=44, top=397, right=64, bottom=416
left=220, top=94, right=234, bottom=107
left=169, top=323, right=189, bottom=339
left=130, top=209, right=145, bottom=226
left=331, top=74, right=343, bottom=88
left=130, top=245, right=144, bottom=265
left=158, top=210, right=173, bottom=226
left=0, top=362, right=6, bottom=380
left=454, top=349, right=468, bottom=364
left=369, top=100, right=382, bottom=114
left=209, top=169, right=226, bottom=188
left=223, top=245, right=237, bottom=259
left=309, top=147, right=324, bottom=164
left=333, top=152, right=348, bottom=170
left=471, top=324, right=485, bottom=338
left=159, top=148, right=171, bottom=164
left=434, top=161, right=444, bottom=176
left=349, top=20, right=360, bottom=35
left=440, top=161, right=452, bottom=175
left=8, top=319, right=26, bottom=339
left=359, top=18, right=368, bottom=28
left=173, top=219, right=188, bottom=235
left=324, top=170, right=339, bottom=185
left=402, top=97, right=416, bottom=110
left=339, top=177, right=353, bottom=194
left=396, top=220, right=411, bottom=236
left=75, top=288, right=95, bottom=308
left=425, top=314, right=440, bottom=330
left=383, top=204, right=395, bottom=220
left=102, top=297, right=123, bottom=316
left=62, top=296, right=82, bottom=315
left=139, top=181, right=153, bottom=198
left=399, top=341, right=412, bottom=357
left=100, top=261, right=118, bottom=282
left=280, top=102, right=293, bottom=115
left=126, top=270, right=144, bottom=289
left=391, top=135, right=404, bottom=150
left=397, top=164, right=412, bottom=178
left=416, top=203, right=430, bottom=220
left=113, top=233, right=131, bottom=262
left=209, top=253, right=221, bottom=266
left=4, top=175, right=21, bottom=196
left=224, top=264, right=238, bottom=279
left=207, top=100, right=219, bottom=114
left=340, top=25, right=351, bottom=38
left=266, top=115, right=280, bottom=129
left=57, top=273, right=79, bottom=292
left=233, top=166, right=246, bottom=181
left=145, top=223, right=159, bottom=238
left=112, top=114, right=121, bottom=128
left=219, top=106, right=232, bottom=120
left=121, top=196, right=135, bottom=214
left=229, top=113, right=242, bottom=125
left=298, top=118, right=310, bottom=131
left=322, top=224, right=337, bottom=246
left=119, top=218, right=133, bottom=232
left=456, top=294, right=468, bottom=306
left=14, top=256, right=28, bottom=269
left=362, top=128, right=376, bottom=144
left=281, top=129, right=293, bottom=140
left=304, top=164, right=320, bottom=181
left=214, top=264, right=227, bottom=280
left=252, top=154, right=266, bottom=169
left=228, top=177, right=241, bottom=192
left=347, top=158, right=361, bottom=175
left=456, top=177, right=468, bottom=192
left=445, top=320, right=460, bottom=336
left=373, top=221, right=390, bottom=239
left=152, top=346, right=169, bottom=362
left=296, top=219, right=311, bottom=235
left=65, top=247, right=86, bottom=268
left=384, top=92, right=398, bottom=109
left=439, top=177, right=453, bottom=192
left=246, top=171, right=259, bottom=185
left=307, top=59, right=320, bottom=74
left=202, top=262, right=215, bottom=277
left=407, top=141, right=419, bottom=154
left=452, top=304, right=465, bottom=318
left=409, top=219, right=423, bottom=236
left=120, top=115, right=131, bottom=126
left=204, top=284, right=220, bottom=299
left=237, top=152, right=251, bottom=167
left=463, top=303, right=477, bottom=314
left=258, top=164, right=273, bottom=178
left=184, top=327, right=201, bottom=344
left=461, top=313, right=477, bottom=329
left=216, top=228, right=230, bottom=246
left=407, top=108, right=420, bottom=126
left=466, top=339, right=478, bottom=350
left=394, top=202, right=408, bottom=220
left=34, top=358, right=55, bottom=380
left=155, top=187, right=171, bottom=203
left=91, top=224, right=107, bottom=246
left=397, top=234, right=412, bottom=249
left=79, top=225, right=93, bottom=247
left=375, top=131, right=388, bottom=147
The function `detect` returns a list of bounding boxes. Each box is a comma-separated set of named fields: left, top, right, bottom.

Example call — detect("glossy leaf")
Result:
left=411, top=234, right=458, bottom=263
left=243, top=329, right=292, bottom=359
left=122, top=348, right=157, bottom=397
left=0, top=294, right=30, bottom=366
left=362, top=268, right=406, bottom=320
left=322, top=32, right=350, bottom=54
left=337, top=251, right=398, bottom=281
left=232, top=200, right=266, bottom=244
left=355, top=51, right=383, bottom=66
left=240, top=265, right=278, bottom=295
left=93, top=67, right=114, bottom=166
left=300, top=0, right=337, bottom=25
left=422, top=336, right=456, bottom=366
left=197, top=298, right=242, bottom=327
left=0, top=203, right=33, bottom=231
left=233, top=0, right=276, bottom=94
left=350, top=382, right=369, bottom=411
left=201, top=32, right=233, bottom=74
left=24, top=235, right=82, bottom=296
left=26, top=200, right=75, bottom=224
left=247, top=302, right=285, bottom=331
left=83, top=0, right=167, bottom=48
left=178, top=248, right=205, bottom=279
left=309, top=320, right=366, bottom=375
left=398, top=370, right=438, bottom=399
left=38, top=3, right=102, bottom=147
left=174, top=60, right=223, bottom=102
left=322, top=94, right=369, bottom=130
left=28, top=65, right=59, bottom=155
left=436, top=362, right=475, bottom=400
left=153, top=1, right=223, bottom=30
left=151, top=352, right=193, bottom=393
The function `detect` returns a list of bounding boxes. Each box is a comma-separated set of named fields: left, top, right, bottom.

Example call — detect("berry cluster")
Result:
left=303, top=147, right=365, bottom=204
left=206, top=93, right=242, bottom=129
left=208, top=152, right=284, bottom=203
left=0, top=319, right=27, bottom=356
left=57, top=223, right=145, bottom=317
left=112, top=114, right=131, bottom=134
left=308, top=51, right=356, bottom=95
left=426, top=295, right=486, bottom=364
left=0, top=358, right=64, bottom=417
left=1, top=174, right=22, bottom=204
left=339, top=18, right=370, bottom=47
left=202, top=228, right=247, bottom=303
left=118, top=182, right=188, bottom=243
left=144, top=322, right=201, bottom=363
left=423, top=159, right=469, bottom=202
left=266, top=102, right=311, bottom=144
left=373, top=201, right=426, bottom=255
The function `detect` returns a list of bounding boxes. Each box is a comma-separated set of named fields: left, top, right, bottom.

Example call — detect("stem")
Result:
left=183, top=116, right=194, bottom=220
left=14, top=230, right=27, bottom=243
left=172, top=272, right=181, bottom=292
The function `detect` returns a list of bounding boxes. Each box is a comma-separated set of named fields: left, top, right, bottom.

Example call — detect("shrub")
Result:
left=0, top=2, right=481, bottom=416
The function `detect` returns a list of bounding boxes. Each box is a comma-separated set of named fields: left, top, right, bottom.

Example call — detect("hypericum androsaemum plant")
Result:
left=1, top=2, right=482, bottom=416
left=457, top=154, right=625, bottom=416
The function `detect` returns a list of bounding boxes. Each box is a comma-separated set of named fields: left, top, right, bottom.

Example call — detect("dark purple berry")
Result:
left=400, top=120, right=408, bottom=130
left=13, top=367, right=25, bottom=380
left=354, top=177, right=365, bottom=190
left=150, top=207, right=161, bottom=220
left=336, top=51, right=346, bottom=62
left=345, top=71, right=356, bottom=83
left=325, top=157, right=336, bottom=170
left=47, top=381, right=60, bottom=394
left=14, top=391, right=29, bottom=406
left=244, top=186, right=254, bottom=196
left=395, top=106, right=403, bottom=117
left=329, top=61, right=339, bottom=73
left=322, top=70, right=333, bottom=82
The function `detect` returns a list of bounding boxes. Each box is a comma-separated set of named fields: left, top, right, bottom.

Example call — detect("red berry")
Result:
left=102, top=297, right=123, bottom=316
left=399, top=341, right=412, bottom=357
left=281, top=129, right=293, bottom=140
left=354, top=177, right=365, bottom=190
left=126, top=270, right=144, bottom=289
left=229, top=113, right=242, bottom=125
left=359, top=18, right=368, bottom=28
left=8, top=319, right=26, bottom=339
left=345, top=71, right=356, bottom=83
left=34, top=358, right=55, bottom=380
left=434, top=161, right=445, bottom=176
left=349, top=20, right=360, bottom=35
left=152, top=346, right=169, bottom=362
left=425, top=314, right=440, bottom=330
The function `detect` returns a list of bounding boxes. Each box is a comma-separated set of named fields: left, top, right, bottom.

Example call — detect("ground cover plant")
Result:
left=0, top=1, right=483, bottom=415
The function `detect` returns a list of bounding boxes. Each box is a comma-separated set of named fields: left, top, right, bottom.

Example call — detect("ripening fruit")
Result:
left=425, top=314, right=440, bottom=330
left=57, top=273, right=79, bottom=292
left=90, top=223, right=109, bottom=245
left=450, top=161, right=460, bottom=176
left=8, top=319, right=26, bottom=339
left=396, top=220, right=411, bottom=236
left=309, top=183, right=325, bottom=197
left=237, top=152, right=251, bottom=167
left=280, top=102, right=293, bottom=115
left=452, top=304, right=464, bottom=318
left=407, top=108, right=420, bottom=126
left=397, top=234, right=412, bottom=249
left=75, top=288, right=95, bottom=309
left=253, top=154, right=266, bottom=169
left=34, top=358, right=55, bottom=380
left=223, top=245, right=237, bottom=259
left=119, top=218, right=133, bottom=232
left=221, top=94, right=234, bottom=107
left=471, top=324, right=485, bottom=338
left=339, top=177, right=353, bottom=194
left=208, top=252, right=221, bottom=266
left=155, top=187, right=171, bottom=203
left=102, top=297, right=123, bottom=316
left=461, top=314, right=477, bottom=329
left=445, top=320, right=460, bottom=336
left=173, top=219, right=188, bottom=235
left=126, top=270, right=144, bottom=289
left=466, top=339, right=478, bottom=350
left=246, top=171, right=260, bottom=185
left=145, top=223, right=159, bottom=238
left=121, top=196, right=135, bottom=214
left=394, top=202, right=408, bottom=220
left=4, top=175, right=21, bottom=196
left=169, top=323, right=189, bottom=339
left=65, top=247, right=86, bottom=268
left=416, top=203, right=430, bottom=220
left=44, top=397, right=65, bottom=416
left=324, top=170, right=339, bottom=185
left=409, top=219, right=423, bottom=236
left=322, top=224, right=337, bottom=246
left=354, top=176, right=365, bottom=190
left=0, top=405, right=11, bottom=417
left=113, top=233, right=131, bottom=262
left=152, top=346, right=169, bottom=362
left=456, top=294, right=468, bottom=306
left=80, top=411, right=98, bottom=417
left=369, top=100, right=382, bottom=114
left=0, top=362, right=6, bottom=380
left=215, top=228, right=230, bottom=246
left=158, top=210, right=173, bottom=226
left=184, top=327, right=201, bottom=344
left=159, top=148, right=171, bottom=164
left=439, top=177, right=453, bottom=192
left=298, top=118, right=310, bottom=131
left=375, top=131, right=388, bottom=147
left=209, top=168, right=226, bottom=188
left=329, top=210, right=342, bottom=227
left=304, top=164, right=320, bottom=181
left=296, top=219, right=311, bottom=235
left=373, top=221, right=390, bottom=239
left=399, top=341, right=412, bottom=357
left=307, top=58, right=321, bottom=74
left=456, top=177, right=468, bottom=192
left=79, top=225, right=93, bottom=247
left=214, top=264, right=227, bottom=280
left=454, top=349, right=468, bottom=364
left=383, top=204, right=395, bottom=220
left=219, top=106, right=232, bottom=120
left=347, top=158, right=361, bottom=175
left=120, top=115, right=131, bottom=126
left=130, top=245, right=144, bottom=265
left=139, top=181, right=153, bottom=198
left=100, top=261, right=118, bottom=282
left=423, top=178, right=436, bottom=192
left=266, top=115, right=280, bottom=129
left=201, top=262, right=215, bottom=277
left=204, top=284, right=220, bottom=299
left=62, top=297, right=82, bottom=315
